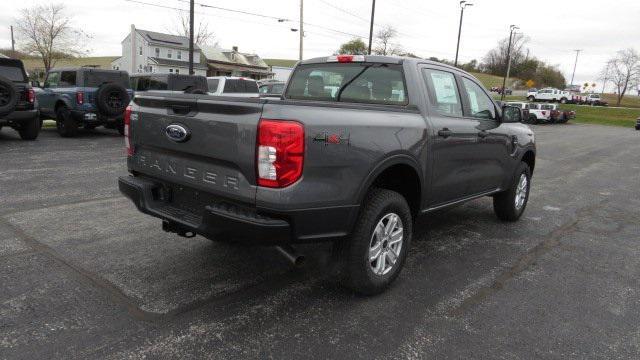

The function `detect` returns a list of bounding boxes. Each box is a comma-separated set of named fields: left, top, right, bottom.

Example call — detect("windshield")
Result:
left=286, top=63, right=408, bottom=105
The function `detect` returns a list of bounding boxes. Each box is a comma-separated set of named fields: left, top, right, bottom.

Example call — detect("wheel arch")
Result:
left=355, top=154, right=424, bottom=218
left=520, top=148, right=536, bottom=174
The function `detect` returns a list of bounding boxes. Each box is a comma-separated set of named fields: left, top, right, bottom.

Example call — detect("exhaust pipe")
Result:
left=275, top=245, right=305, bottom=267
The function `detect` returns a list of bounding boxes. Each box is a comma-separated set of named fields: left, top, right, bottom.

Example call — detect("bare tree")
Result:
left=173, top=12, right=215, bottom=46
left=15, top=4, right=89, bottom=79
left=373, top=26, right=403, bottom=56
left=604, top=48, right=640, bottom=106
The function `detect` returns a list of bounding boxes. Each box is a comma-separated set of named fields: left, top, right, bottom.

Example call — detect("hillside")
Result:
left=21, top=56, right=119, bottom=75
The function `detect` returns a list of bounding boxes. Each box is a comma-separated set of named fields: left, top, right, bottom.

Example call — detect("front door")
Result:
left=421, top=67, right=487, bottom=207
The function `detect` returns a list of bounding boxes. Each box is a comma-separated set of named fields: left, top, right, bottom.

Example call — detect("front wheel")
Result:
left=56, top=107, right=78, bottom=137
left=527, top=96, right=535, bottom=101
left=493, top=162, right=531, bottom=221
left=340, top=188, right=412, bottom=295
left=560, top=98, right=567, bottom=104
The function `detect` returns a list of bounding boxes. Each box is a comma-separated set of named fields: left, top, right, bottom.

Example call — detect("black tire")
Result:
left=116, top=121, right=125, bottom=136
left=56, top=106, right=78, bottom=137
left=340, top=188, right=412, bottom=295
left=528, top=115, right=538, bottom=124
left=493, top=162, right=531, bottom=222
left=18, top=114, right=42, bottom=140
left=527, top=96, right=535, bottom=102
left=95, top=83, right=129, bottom=117
left=0, top=75, right=18, bottom=117
left=560, top=97, right=567, bottom=104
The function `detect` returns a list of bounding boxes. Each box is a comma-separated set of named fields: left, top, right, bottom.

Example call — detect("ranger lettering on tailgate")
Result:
left=136, top=154, right=239, bottom=190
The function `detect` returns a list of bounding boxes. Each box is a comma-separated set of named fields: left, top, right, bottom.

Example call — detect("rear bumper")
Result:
left=1, top=109, right=38, bottom=124
left=119, top=175, right=358, bottom=245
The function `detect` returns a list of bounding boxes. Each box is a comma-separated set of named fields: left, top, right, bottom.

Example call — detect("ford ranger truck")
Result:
left=119, top=55, right=536, bottom=295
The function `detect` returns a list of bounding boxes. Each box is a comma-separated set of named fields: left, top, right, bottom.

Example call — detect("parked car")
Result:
left=119, top=55, right=536, bottom=295
left=539, top=103, right=575, bottom=123
left=130, top=73, right=208, bottom=95
left=635, top=116, right=640, bottom=130
left=36, top=68, right=132, bottom=137
left=507, top=102, right=551, bottom=124
left=527, top=87, right=570, bottom=103
left=497, top=87, right=512, bottom=95
left=0, top=58, right=41, bottom=140
left=207, top=76, right=259, bottom=97
left=583, top=93, right=608, bottom=106
left=258, top=81, right=285, bottom=97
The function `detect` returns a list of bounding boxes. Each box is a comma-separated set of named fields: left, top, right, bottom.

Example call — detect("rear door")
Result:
left=421, top=66, right=486, bottom=206
left=130, top=94, right=264, bottom=205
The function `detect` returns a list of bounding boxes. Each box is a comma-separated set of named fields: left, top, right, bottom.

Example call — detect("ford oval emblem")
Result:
left=165, top=124, right=190, bottom=143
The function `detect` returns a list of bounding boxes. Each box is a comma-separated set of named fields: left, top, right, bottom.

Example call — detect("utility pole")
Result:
left=10, top=25, right=15, bottom=53
left=501, top=25, right=519, bottom=101
left=454, top=1, right=473, bottom=67
left=368, top=0, right=376, bottom=55
left=570, top=49, right=581, bottom=86
left=188, top=0, right=195, bottom=75
left=299, top=0, right=304, bottom=61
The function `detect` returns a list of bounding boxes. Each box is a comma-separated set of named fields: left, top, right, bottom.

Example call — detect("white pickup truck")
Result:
left=527, top=88, right=571, bottom=104
left=507, top=102, right=552, bottom=124
left=206, top=76, right=260, bottom=97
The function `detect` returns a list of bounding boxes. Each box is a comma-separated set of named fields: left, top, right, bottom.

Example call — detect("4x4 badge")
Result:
left=313, top=132, right=350, bottom=145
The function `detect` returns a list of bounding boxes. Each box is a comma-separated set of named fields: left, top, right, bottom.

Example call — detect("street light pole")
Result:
left=299, top=0, right=304, bottom=61
left=188, top=0, right=194, bottom=75
left=368, top=0, right=376, bottom=55
left=501, top=25, right=519, bottom=101
left=454, top=1, right=473, bottom=67
left=570, top=49, right=581, bottom=86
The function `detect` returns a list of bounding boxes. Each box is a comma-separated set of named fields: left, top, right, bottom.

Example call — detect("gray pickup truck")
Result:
left=119, top=55, right=536, bottom=294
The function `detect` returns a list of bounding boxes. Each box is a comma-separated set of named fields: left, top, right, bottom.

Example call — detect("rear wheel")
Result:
left=528, top=115, right=538, bottom=124
left=18, top=114, right=41, bottom=140
left=340, top=188, right=412, bottom=295
left=527, top=96, right=535, bottom=102
left=560, top=97, right=567, bottom=104
left=56, top=106, right=78, bottom=137
left=493, top=162, right=531, bottom=221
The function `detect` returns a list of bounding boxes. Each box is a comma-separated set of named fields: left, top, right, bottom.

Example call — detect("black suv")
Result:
left=36, top=68, right=132, bottom=137
left=0, top=58, right=41, bottom=140
left=130, top=73, right=208, bottom=94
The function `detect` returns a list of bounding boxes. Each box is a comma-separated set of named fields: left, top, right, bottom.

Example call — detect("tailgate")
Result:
left=129, top=93, right=264, bottom=205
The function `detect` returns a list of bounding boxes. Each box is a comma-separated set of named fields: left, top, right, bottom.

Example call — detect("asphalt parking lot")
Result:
left=1, top=124, right=639, bottom=359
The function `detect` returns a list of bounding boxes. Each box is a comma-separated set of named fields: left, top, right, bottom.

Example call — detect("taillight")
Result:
left=124, top=105, right=134, bottom=156
left=76, top=91, right=84, bottom=105
left=257, top=119, right=304, bottom=188
left=26, top=88, right=35, bottom=103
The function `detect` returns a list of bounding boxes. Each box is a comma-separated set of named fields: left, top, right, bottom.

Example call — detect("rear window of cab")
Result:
left=285, top=63, right=408, bottom=105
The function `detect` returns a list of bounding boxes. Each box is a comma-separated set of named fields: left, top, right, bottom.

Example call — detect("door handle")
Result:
left=437, top=128, right=452, bottom=138
left=478, top=131, right=488, bottom=139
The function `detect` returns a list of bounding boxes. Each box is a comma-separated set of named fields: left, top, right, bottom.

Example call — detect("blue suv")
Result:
left=37, top=68, right=132, bottom=137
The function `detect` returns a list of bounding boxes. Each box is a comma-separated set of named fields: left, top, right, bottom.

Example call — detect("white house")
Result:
left=111, top=25, right=207, bottom=76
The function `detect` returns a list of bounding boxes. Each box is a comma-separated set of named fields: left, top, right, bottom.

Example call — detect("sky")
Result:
left=1, top=0, right=638, bottom=88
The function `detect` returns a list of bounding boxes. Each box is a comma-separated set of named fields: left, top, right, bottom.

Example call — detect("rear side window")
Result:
left=223, top=79, right=259, bottom=93
left=85, top=71, right=130, bottom=88
left=286, top=63, right=408, bottom=105
left=45, top=72, right=60, bottom=88
left=60, top=71, right=77, bottom=87
left=422, top=69, right=462, bottom=117
left=207, top=79, right=220, bottom=92
left=0, top=65, right=26, bottom=82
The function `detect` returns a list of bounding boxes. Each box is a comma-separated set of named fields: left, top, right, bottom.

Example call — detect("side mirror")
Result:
left=501, top=105, right=522, bottom=123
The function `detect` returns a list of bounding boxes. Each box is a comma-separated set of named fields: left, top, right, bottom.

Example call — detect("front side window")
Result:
left=259, top=85, right=269, bottom=93
left=45, top=72, right=60, bottom=88
left=286, top=63, right=407, bottom=105
left=59, top=71, right=77, bottom=87
left=461, top=77, right=495, bottom=119
left=422, top=69, right=462, bottom=117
